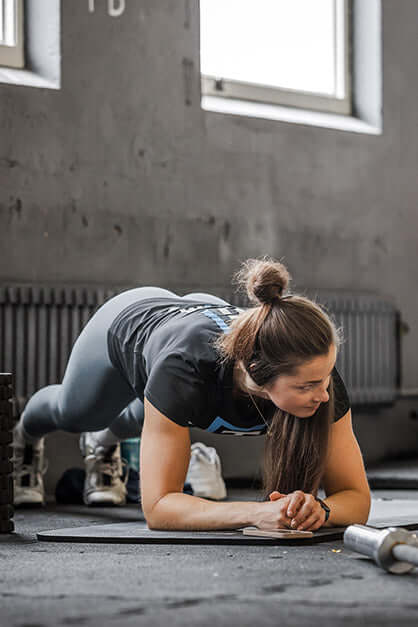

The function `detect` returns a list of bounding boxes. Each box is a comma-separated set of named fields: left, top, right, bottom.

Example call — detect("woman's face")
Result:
left=264, top=344, right=337, bottom=418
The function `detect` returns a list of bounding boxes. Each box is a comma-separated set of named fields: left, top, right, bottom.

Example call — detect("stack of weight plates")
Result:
left=0, top=373, right=14, bottom=533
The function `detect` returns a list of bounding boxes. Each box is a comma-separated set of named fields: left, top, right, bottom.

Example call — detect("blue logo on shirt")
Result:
left=206, top=416, right=266, bottom=436
left=201, top=306, right=243, bottom=333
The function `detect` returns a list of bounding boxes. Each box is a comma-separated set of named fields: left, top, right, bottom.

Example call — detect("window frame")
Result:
left=0, top=0, right=24, bottom=69
left=200, top=0, right=352, bottom=116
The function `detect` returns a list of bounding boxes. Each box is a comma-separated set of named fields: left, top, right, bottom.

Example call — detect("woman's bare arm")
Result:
left=320, top=409, right=371, bottom=527
left=140, top=398, right=291, bottom=531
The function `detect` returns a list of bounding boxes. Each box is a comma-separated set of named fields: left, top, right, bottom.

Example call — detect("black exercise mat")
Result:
left=38, top=522, right=347, bottom=544
left=36, top=499, right=418, bottom=545
left=367, top=459, right=418, bottom=489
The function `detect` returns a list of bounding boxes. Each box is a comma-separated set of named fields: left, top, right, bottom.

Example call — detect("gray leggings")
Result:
left=22, top=287, right=229, bottom=440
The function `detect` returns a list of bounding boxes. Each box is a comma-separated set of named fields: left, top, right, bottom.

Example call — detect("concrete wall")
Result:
left=1, top=1, right=418, bottom=492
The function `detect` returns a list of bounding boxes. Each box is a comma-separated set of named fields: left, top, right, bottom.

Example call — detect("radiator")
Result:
left=304, top=289, right=401, bottom=407
left=0, top=285, right=126, bottom=413
left=0, top=284, right=401, bottom=413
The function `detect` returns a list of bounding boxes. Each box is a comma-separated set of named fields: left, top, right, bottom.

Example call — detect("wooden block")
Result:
left=242, top=527, right=313, bottom=539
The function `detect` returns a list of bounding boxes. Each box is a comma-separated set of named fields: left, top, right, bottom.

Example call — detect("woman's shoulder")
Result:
left=331, top=366, right=351, bottom=421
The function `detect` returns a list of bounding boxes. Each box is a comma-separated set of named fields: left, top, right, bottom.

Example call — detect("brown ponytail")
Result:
left=213, top=255, right=343, bottom=498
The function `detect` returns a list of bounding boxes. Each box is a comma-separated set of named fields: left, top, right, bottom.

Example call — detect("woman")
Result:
left=13, top=257, right=370, bottom=531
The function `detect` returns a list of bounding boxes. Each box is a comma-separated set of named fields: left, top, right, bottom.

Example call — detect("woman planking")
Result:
left=13, top=257, right=370, bottom=531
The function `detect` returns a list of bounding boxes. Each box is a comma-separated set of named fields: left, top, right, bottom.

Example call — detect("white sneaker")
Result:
left=80, top=432, right=128, bottom=506
left=185, top=442, right=227, bottom=501
left=12, top=427, right=47, bottom=507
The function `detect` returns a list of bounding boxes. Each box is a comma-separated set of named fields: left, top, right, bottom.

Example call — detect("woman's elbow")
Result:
left=142, top=496, right=162, bottom=530
left=146, top=517, right=164, bottom=531
left=354, top=490, right=371, bottom=525
left=143, top=493, right=178, bottom=530
left=144, top=507, right=167, bottom=530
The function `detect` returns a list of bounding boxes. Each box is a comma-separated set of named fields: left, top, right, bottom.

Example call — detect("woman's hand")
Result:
left=252, top=493, right=294, bottom=530
left=269, top=490, right=326, bottom=531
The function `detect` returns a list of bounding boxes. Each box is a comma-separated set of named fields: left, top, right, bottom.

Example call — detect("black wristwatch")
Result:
left=315, top=497, right=331, bottom=522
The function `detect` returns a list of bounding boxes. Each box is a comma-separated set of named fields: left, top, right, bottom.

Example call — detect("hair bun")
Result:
left=234, top=256, right=291, bottom=306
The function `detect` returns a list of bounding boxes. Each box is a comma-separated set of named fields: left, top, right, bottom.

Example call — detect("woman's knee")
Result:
left=54, top=407, right=85, bottom=433
left=55, top=398, right=104, bottom=434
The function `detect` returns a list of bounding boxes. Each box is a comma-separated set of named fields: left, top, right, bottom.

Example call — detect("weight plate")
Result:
left=0, top=494, right=13, bottom=506
left=0, top=401, right=12, bottom=416
left=0, top=446, right=13, bottom=460
left=0, top=504, right=13, bottom=519
left=0, top=460, right=13, bottom=474
left=0, top=475, right=13, bottom=491
left=0, top=432, right=13, bottom=445
left=0, top=495, right=13, bottom=507
left=0, top=374, right=13, bottom=385
left=0, top=520, right=14, bottom=533
left=0, top=415, right=14, bottom=430
left=0, top=387, right=13, bottom=400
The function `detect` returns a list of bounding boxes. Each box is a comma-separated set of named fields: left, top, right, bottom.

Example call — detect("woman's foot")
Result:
left=12, top=425, right=47, bottom=507
left=80, top=432, right=128, bottom=506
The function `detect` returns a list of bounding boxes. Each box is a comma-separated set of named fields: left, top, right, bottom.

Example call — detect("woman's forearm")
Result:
left=323, top=489, right=371, bottom=527
left=146, top=492, right=263, bottom=531
left=146, top=489, right=371, bottom=531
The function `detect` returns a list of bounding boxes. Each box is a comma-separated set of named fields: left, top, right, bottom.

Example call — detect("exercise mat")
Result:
left=37, top=499, right=418, bottom=545
left=37, top=522, right=346, bottom=544
left=367, top=459, right=418, bottom=489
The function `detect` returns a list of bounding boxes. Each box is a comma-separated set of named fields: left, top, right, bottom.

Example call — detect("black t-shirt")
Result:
left=107, top=297, right=351, bottom=435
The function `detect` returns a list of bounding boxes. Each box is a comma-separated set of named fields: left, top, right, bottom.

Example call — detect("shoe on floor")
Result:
left=80, top=432, right=128, bottom=506
left=185, top=442, right=227, bottom=501
left=12, top=428, right=47, bottom=507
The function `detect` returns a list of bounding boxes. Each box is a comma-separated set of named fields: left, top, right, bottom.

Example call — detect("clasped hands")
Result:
left=255, top=489, right=326, bottom=532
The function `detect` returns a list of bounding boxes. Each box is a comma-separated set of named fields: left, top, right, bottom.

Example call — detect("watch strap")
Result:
left=315, top=496, right=330, bottom=522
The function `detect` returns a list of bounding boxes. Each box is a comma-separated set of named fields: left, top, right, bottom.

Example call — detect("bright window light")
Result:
left=200, top=0, right=348, bottom=102
left=0, top=0, right=24, bottom=68
left=0, top=0, right=17, bottom=46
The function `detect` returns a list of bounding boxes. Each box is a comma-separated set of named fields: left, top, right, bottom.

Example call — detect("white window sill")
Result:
left=0, top=67, right=59, bottom=90
left=202, top=95, right=382, bottom=136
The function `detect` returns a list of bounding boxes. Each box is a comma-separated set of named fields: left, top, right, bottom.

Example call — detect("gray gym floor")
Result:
left=1, top=489, right=418, bottom=627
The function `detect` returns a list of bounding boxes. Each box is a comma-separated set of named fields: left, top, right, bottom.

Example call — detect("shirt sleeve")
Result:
left=331, top=366, right=351, bottom=422
left=144, top=352, right=212, bottom=427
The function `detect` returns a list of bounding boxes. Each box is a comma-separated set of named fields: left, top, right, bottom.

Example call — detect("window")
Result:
left=200, top=0, right=351, bottom=116
left=0, top=0, right=24, bottom=68
left=0, top=0, right=60, bottom=90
